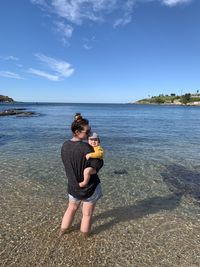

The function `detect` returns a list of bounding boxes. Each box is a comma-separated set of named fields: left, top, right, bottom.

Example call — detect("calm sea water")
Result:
left=1, top=103, right=200, bottom=266
left=1, top=102, right=200, bottom=160
left=1, top=103, right=200, bottom=210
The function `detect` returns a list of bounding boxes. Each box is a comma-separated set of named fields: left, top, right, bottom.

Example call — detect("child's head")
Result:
left=88, top=132, right=100, bottom=147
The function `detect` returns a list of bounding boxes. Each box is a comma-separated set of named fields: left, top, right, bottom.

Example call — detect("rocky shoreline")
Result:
left=0, top=95, right=14, bottom=103
left=133, top=101, right=200, bottom=106
left=0, top=108, right=39, bottom=117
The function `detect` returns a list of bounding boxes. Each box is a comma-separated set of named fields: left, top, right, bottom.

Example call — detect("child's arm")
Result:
left=86, top=146, right=104, bottom=160
left=79, top=167, right=96, bottom=187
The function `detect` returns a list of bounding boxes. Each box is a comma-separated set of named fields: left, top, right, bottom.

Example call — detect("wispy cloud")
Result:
left=0, top=71, right=23, bottom=79
left=54, top=21, right=74, bottom=45
left=51, top=0, right=104, bottom=25
left=35, top=53, right=74, bottom=77
left=31, top=0, right=194, bottom=26
left=0, top=55, right=19, bottom=61
left=17, top=64, right=23, bottom=68
left=30, top=0, right=48, bottom=8
left=83, top=44, right=93, bottom=50
left=29, top=54, right=74, bottom=81
left=161, top=0, right=192, bottom=6
left=31, top=0, right=136, bottom=26
left=114, top=0, right=135, bottom=27
left=82, top=36, right=96, bottom=50
left=30, top=0, right=194, bottom=44
left=28, top=68, right=60, bottom=81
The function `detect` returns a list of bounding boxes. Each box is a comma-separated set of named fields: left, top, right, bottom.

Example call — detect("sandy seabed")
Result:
left=1, top=157, right=200, bottom=267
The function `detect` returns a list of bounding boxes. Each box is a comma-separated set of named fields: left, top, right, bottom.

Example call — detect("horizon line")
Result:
left=0, top=101, right=132, bottom=104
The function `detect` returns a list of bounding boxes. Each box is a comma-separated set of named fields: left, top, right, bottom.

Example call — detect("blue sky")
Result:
left=0, top=0, right=199, bottom=103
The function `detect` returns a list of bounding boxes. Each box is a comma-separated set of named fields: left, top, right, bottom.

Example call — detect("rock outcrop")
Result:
left=0, top=95, right=14, bottom=102
left=0, top=108, right=38, bottom=117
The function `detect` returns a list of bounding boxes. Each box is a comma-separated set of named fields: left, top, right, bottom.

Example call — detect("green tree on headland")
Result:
left=136, top=91, right=200, bottom=105
left=154, top=97, right=165, bottom=104
left=180, top=93, right=191, bottom=104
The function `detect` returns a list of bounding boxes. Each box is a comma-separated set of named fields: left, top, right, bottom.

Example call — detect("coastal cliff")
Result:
left=0, top=95, right=14, bottom=103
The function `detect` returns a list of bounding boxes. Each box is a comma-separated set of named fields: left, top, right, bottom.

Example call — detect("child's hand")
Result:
left=86, top=154, right=91, bottom=160
left=79, top=181, right=87, bottom=188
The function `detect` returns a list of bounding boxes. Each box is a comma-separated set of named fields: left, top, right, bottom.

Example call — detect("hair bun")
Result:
left=74, top=112, right=82, bottom=122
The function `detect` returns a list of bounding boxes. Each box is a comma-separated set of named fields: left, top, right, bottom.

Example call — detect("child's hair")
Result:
left=71, top=113, right=89, bottom=133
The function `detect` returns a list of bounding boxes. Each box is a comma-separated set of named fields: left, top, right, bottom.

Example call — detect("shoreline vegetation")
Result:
left=133, top=92, right=200, bottom=106
left=1, top=93, right=200, bottom=106
left=0, top=95, right=14, bottom=103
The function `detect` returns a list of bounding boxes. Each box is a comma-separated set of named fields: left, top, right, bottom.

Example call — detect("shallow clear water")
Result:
left=1, top=103, right=200, bottom=266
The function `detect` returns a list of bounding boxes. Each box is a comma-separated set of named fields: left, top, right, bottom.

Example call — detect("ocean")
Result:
left=1, top=103, right=200, bottom=267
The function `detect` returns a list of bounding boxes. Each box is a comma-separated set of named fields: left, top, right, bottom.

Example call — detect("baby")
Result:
left=79, top=132, right=104, bottom=188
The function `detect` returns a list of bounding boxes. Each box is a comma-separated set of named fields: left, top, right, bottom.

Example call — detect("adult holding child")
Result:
left=60, top=113, right=103, bottom=237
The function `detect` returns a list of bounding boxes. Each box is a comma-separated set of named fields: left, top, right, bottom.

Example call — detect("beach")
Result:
left=1, top=103, right=200, bottom=267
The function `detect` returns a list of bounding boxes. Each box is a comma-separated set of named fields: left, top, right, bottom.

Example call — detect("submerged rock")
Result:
left=161, top=164, right=200, bottom=200
left=113, top=169, right=128, bottom=175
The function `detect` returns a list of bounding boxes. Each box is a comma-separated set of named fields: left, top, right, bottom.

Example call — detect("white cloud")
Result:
left=0, top=56, right=19, bottom=61
left=51, top=0, right=100, bottom=24
left=113, top=0, right=135, bottom=27
left=0, top=71, right=23, bottom=79
left=31, top=0, right=194, bottom=26
left=29, top=54, right=74, bottom=81
left=30, top=0, right=45, bottom=4
left=28, top=68, right=60, bottom=81
left=113, top=16, right=132, bottom=27
left=54, top=21, right=74, bottom=44
left=30, top=0, right=194, bottom=44
left=82, top=36, right=96, bottom=50
left=83, top=44, right=92, bottom=50
left=30, top=0, right=48, bottom=7
left=35, top=53, right=74, bottom=77
left=161, top=0, right=192, bottom=6
left=31, top=0, right=136, bottom=25
left=17, top=64, right=23, bottom=68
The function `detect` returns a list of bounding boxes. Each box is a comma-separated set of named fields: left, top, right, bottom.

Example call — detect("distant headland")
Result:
left=0, top=95, right=40, bottom=117
left=0, top=95, right=14, bottom=103
left=133, top=92, right=200, bottom=106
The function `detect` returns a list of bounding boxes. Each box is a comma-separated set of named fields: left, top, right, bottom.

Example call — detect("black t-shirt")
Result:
left=61, top=140, right=103, bottom=199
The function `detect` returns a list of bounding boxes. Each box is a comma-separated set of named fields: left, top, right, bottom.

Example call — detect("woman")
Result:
left=60, top=113, right=103, bottom=237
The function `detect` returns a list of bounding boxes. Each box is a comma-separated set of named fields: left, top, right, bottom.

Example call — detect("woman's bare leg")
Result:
left=80, top=202, right=96, bottom=235
left=60, top=201, right=80, bottom=231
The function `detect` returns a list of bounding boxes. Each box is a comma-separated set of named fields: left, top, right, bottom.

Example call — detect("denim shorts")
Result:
left=68, top=183, right=103, bottom=203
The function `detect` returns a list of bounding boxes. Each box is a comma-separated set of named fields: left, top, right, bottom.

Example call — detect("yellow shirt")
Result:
left=89, top=145, right=104, bottom=159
